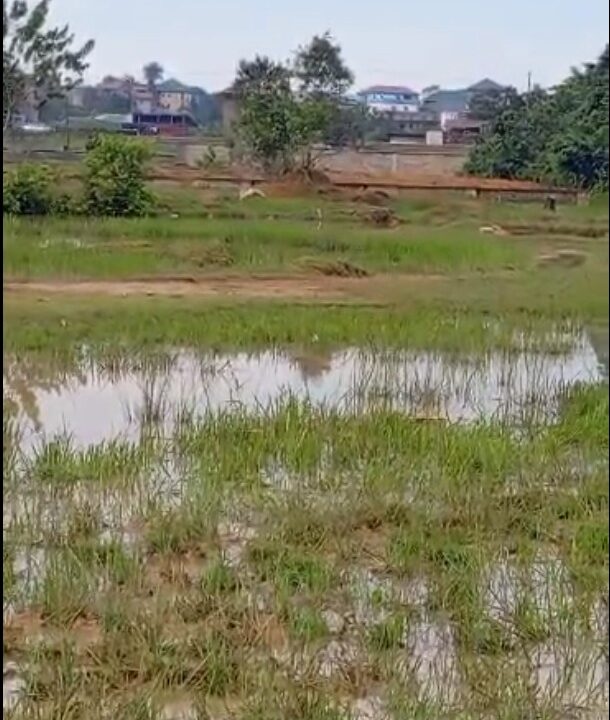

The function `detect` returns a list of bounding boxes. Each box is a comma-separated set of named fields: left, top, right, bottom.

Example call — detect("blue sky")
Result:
left=50, top=0, right=609, bottom=93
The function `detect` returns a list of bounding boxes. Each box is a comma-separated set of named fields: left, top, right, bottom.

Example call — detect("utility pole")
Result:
left=527, top=71, right=532, bottom=94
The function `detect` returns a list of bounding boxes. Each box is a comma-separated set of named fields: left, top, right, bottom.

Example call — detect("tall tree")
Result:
left=236, top=33, right=357, bottom=172
left=293, top=32, right=357, bottom=151
left=143, top=61, right=164, bottom=89
left=3, top=0, right=94, bottom=129
left=233, top=55, right=291, bottom=97
left=293, top=31, right=353, bottom=97
left=234, top=56, right=297, bottom=171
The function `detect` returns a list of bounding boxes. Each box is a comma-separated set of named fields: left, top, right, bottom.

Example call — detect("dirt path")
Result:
left=4, top=273, right=440, bottom=301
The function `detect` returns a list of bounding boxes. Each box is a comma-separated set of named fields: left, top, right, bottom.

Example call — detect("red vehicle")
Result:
left=124, top=111, right=197, bottom=137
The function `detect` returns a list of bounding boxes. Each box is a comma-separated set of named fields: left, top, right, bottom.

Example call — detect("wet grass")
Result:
left=4, top=297, right=595, bottom=355
left=2, top=190, right=608, bottom=717
left=3, top=375, right=608, bottom=717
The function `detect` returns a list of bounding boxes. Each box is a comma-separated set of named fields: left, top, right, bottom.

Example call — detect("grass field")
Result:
left=3, top=186, right=609, bottom=718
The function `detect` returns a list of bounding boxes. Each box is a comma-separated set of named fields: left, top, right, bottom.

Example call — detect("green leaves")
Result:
left=3, top=162, right=54, bottom=215
left=466, top=46, right=609, bottom=190
left=293, top=31, right=354, bottom=98
left=3, top=0, right=94, bottom=128
left=83, top=134, right=153, bottom=217
left=235, top=34, right=357, bottom=172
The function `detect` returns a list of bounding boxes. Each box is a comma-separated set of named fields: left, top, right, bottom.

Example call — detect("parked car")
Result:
left=18, top=122, right=53, bottom=134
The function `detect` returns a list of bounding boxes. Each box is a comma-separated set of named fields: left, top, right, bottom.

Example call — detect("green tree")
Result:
left=233, top=55, right=291, bottom=97
left=468, top=85, right=523, bottom=123
left=465, top=46, right=608, bottom=190
left=3, top=0, right=94, bottom=129
left=143, top=61, right=164, bottom=89
left=293, top=32, right=357, bottom=149
left=84, top=134, right=153, bottom=217
left=293, top=31, right=353, bottom=98
left=238, top=79, right=299, bottom=172
left=236, top=33, right=357, bottom=171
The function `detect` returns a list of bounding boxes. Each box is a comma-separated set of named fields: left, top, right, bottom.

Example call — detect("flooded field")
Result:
left=4, top=327, right=606, bottom=449
left=3, top=327, right=609, bottom=719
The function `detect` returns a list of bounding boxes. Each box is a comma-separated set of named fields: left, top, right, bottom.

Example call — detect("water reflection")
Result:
left=4, top=334, right=605, bottom=448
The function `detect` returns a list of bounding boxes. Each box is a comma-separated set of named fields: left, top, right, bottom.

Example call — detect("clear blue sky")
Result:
left=50, top=0, right=609, bottom=93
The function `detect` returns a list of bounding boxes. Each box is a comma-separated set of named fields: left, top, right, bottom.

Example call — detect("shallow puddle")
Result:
left=3, top=661, right=25, bottom=712
left=4, top=334, right=605, bottom=448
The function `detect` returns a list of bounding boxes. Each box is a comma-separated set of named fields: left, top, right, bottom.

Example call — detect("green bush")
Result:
left=51, top=192, right=83, bottom=216
left=3, top=164, right=55, bottom=215
left=84, top=134, right=153, bottom=216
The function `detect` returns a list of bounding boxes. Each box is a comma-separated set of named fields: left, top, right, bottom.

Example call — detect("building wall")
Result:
left=218, top=95, right=239, bottom=135
left=159, top=91, right=193, bottom=112
left=361, top=91, right=420, bottom=114
left=440, top=111, right=459, bottom=130
left=366, top=99, right=419, bottom=114
left=319, top=147, right=467, bottom=177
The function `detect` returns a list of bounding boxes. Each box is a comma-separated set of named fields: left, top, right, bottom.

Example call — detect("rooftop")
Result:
left=467, top=78, right=505, bottom=93
left=422, top=89, right=470, bottom=113
left=359, top=85, right=418, bottom=96
left=157, top=78, right=196, bottom=93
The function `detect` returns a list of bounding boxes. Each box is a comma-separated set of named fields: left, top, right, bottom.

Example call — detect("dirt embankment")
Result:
left=148, top=164, right=575, bottom=196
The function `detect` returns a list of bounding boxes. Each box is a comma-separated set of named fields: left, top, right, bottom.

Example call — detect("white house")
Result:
left=357, top=85, right=420, bottom=114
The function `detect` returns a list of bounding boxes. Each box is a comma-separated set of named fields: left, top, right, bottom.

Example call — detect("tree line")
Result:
left=465, top=46, right=609, bottom=191
left=4, top=0, right=608, bottom=189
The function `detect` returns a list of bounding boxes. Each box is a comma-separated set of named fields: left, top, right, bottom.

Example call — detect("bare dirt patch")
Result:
left=3, top=273, right=444, bottom=302
left=537, top=249, right=588, bottom=268
left=4, top=275, right=370, bottom=300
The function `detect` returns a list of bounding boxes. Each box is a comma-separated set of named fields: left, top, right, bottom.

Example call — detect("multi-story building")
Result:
left=357, top=85, right=420, bottom=114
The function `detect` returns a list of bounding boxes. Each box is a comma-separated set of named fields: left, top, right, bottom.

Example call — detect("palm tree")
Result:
left=143, top=62, right=164, bottom=108
left=143, top=62, right=164, bottom=89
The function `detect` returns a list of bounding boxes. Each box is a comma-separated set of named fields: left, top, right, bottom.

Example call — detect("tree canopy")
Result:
left=143, top=61, right=164, bottom=88
left=293, top=31, right=353, bottom=97
left=234, top=55, right=291, bottom=97
left=465, top=46, right=609, bottom=190
left=234, top=33, right=363, bottom=172
left=3, top=0, right=94, bottom=129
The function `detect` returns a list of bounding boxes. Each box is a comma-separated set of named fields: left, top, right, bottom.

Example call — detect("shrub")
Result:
left=51, top=192, right=83, bottom=216
left=3, top=164, right=54, bottom=215
left=83, top=134, right=153, bottom=216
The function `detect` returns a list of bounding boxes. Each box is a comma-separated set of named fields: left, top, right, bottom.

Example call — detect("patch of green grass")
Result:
left=2, top=182, right=608, bottom=720
left=367, top=613, right=407, bottom=651
left=248, top=541, right=335, bottom=595
left=4, top=293, right=597, bottom=357
left=287, top=605, right=329, bottom=642
left=3, top=214, right=531, bottom=277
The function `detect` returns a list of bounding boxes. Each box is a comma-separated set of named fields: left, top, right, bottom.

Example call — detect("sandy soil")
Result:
left=4, top=273, right=437, bottom=300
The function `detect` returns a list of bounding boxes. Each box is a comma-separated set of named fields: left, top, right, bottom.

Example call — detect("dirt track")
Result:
left=4, top=274, right=430, bottom=301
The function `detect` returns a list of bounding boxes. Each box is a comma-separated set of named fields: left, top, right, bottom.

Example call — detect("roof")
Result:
left=422, top=89, right=470, bottom=113
left=467, top=78, right=504, bottom=93
left=358, top=85, right=418, bottom=96
left=157, top=78, right=196, bottom=94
